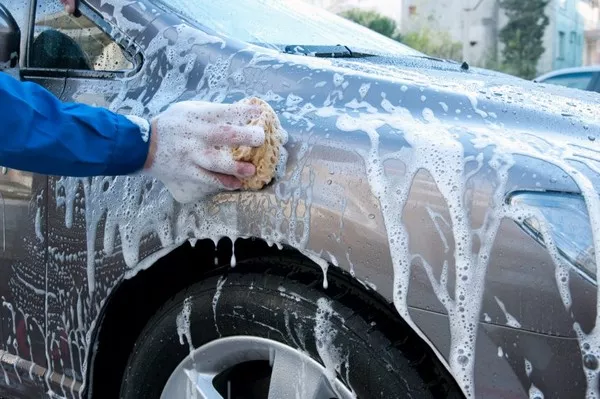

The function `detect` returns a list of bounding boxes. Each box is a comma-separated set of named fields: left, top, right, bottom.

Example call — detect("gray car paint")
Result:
left=0, top=0, right=598, bottom=398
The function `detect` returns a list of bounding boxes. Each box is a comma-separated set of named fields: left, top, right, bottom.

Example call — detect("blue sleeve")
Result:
left=0, top=72, right=150, bottom=177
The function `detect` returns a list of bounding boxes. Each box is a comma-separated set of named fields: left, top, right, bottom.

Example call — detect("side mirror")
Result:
left=0, top=4, right=19, bottom=69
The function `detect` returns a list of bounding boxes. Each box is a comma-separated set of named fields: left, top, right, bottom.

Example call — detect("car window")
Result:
left=155, top=0, right=422, bottom=57
left=540, top=72, right=595, bottom=91
left=30, top=0, right=133, bottom=71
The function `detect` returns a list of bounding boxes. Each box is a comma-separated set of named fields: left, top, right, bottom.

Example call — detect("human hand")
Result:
left=60, top=0, right=76, bottom=14
left=143, top=101, right=265, bottom=203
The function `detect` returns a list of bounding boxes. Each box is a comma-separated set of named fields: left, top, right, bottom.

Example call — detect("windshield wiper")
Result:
left=283, top=44, right=374, bottom=58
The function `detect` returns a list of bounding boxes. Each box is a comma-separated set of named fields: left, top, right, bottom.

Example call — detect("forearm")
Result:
left=0, top=72, right=149, bottom=177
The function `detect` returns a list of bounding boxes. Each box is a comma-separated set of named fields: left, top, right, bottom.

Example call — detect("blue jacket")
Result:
left=0, top=72, right=149, bottom=176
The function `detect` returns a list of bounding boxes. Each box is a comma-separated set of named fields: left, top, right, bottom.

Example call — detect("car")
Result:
left=535, top=65, right=600, bottom=92
left=0, top=0, right=598, bottom=398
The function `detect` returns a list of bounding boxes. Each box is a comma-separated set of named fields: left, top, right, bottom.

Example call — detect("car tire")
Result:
left=120, top=257, right=455, bottom=399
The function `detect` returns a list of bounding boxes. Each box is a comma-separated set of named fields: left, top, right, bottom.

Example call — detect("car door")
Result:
left=0, top=1, right=54, bottom=398
left=23, top=0, right=146, bottom=396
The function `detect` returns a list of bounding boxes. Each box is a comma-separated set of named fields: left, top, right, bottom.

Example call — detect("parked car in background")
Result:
left=535, top=65, right=600, bottom=92
left=0, top=1, right=598, bottom=398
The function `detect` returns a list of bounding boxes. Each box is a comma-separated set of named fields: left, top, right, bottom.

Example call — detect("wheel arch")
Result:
left=85, top=237, right=460, bottom=398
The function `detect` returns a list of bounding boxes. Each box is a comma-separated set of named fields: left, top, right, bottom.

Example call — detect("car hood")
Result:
left=285, top=51, right=600, bottom=194
left=324, top=54, right=600, bottom=139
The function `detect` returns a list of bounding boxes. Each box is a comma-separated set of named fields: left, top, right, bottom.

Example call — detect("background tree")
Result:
left=339, top=9, right=399, bottom=38
left=400, top=27, right=463, bottom=62
left=339, top=9, right=462, bottom=62
left=499, top=0, right=549, bottom=79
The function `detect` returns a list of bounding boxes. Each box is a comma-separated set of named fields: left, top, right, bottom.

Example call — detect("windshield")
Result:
left=153, top=0, right=422, bottom=57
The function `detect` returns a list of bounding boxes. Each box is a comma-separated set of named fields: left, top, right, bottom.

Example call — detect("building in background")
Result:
left=400, top=0, right=587, bottom=74
left=582, top=0, right=600, bottom=65
left=400, top=0, right=464, bottom=45
left=399, top=0, right=496, bottom=65
left=552, top=0, right=585, bottom=71
left=305, top=0, right=590, bottom=74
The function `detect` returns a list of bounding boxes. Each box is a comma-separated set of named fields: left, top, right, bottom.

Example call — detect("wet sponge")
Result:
left=232, top=97, right=283, bottom=190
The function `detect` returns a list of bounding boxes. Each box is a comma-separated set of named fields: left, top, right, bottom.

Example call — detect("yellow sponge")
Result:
left=232, top=97, right=283, bottom=190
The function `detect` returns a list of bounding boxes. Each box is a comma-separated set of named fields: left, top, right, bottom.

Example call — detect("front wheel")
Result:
left=120, top=262, right=450, bottom=398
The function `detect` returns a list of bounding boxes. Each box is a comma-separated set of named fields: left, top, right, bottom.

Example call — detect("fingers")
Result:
left=175, top=101, right=263, bottom=125
left=167, top=101, right=266, bottom=147
left=217, top=102, right=263, bottom=124
left=148, top=98, right=284, bottom=203
left=198, top=160, right=256, bottom=178
left=210, top=172, right=242, bottom=190
left=203, top=124, right=265, bottom=147
left=161, top=168, right=242, bottom=203
left=195, top=148, right=256, bottom=178
left=199, top=168, right=245, bottom=191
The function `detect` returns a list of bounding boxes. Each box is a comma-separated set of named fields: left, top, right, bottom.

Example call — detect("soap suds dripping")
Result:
left=494, top=296, right=522, bottom=328
left=35, top=207, right=43, bottom=243
left=525, top=358, right=533, bottom=377
left=321, top=101, right=514, bottom=397
left=230, top=239, right=237, bottom=268
left=304, top=251, right=330, bottom=289
left=314, top=298, right=352, bottom=398
left=474, top=130, right=600, bottom=398
left=212, top=276, right=227, bottom=337
left=176, top=297, right=194, bottom=353
left=314, top=78, right=600, bottom=397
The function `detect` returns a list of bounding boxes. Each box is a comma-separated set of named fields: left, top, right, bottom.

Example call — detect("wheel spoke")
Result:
left=162, top=336, right=356, bottom=399
left=268, top=348, right=337, bottom=399
left=184, top=369, right=223, bottom=399
left=267, top=348, right=303, bottom=399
